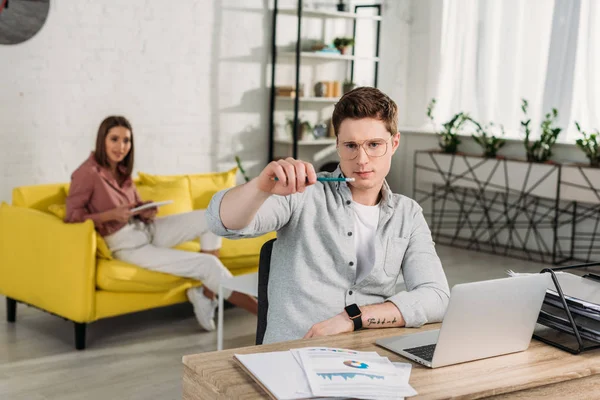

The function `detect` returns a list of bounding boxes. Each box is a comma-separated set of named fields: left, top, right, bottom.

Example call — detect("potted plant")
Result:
left=574, top=122, right=600, bottom=168
left=342, top=79, right=357, bottom=94
left=561, top=121, right=600, bottom=204
left=521, top=99, right=562, bottom=163
left=333, top=37, right=355, bottom=55
left=426, top=98, right=468, bottom=154
left=286, top=116, right=313, bottom=141
left=337, top=0, right=347, bottom=12
left=468, top=118, right=506, bottom=158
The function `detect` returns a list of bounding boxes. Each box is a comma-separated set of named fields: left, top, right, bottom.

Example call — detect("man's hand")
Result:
left=304, top=303, right=406, bottom=339
left=219, top=157, right=317, bottom=231
left=256, top=157, right=318, bottom=196
left=303, top=312, right=354, bottom=339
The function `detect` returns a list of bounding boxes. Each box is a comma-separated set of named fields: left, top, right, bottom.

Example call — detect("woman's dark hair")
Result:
left=94, top=116, right=134, bottom=177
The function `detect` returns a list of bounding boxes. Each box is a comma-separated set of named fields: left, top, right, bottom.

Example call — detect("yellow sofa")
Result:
left=0, top=168, right=275, bottom=349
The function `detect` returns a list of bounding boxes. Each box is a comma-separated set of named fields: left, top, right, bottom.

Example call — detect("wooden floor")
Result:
left=0, top=246, right=547, bottom=399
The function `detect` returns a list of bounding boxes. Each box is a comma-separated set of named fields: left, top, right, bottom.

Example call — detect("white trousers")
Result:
left=103, top=210, right=232, bottom=297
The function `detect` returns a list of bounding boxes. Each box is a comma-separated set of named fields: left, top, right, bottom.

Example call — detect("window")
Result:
left=433, top=0, right=599, bottom=142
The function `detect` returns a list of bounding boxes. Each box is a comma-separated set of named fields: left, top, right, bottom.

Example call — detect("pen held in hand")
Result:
left=272, top=176, right=355, bottom=182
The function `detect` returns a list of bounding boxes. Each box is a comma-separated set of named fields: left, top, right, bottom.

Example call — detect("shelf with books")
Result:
left=268, top=1, right=382, bottom=170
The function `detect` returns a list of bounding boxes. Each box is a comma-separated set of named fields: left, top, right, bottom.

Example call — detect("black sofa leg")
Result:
left=74, top=322, right=86, bottom=350
left=6, top=297, right=16, bottom=322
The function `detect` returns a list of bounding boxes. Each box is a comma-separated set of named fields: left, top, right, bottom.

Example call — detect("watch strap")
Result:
left=345, top=304, right=363, bottom=331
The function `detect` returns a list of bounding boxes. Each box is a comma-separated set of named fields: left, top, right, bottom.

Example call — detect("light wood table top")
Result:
left=182, top=324, right=600, bottom=399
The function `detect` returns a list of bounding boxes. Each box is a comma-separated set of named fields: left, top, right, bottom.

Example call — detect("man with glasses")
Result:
left=207, top=87, right=450, bottom=344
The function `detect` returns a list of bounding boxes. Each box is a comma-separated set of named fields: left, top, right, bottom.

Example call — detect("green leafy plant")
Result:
left=333, top=37, right=355, bottom=53
left=235, top=155, right=250, bottom=182
left=468, top=118, right=506, bottom=158
left=521, top=99, right=562, bottom=163
left=342, top=79, right=357, bottom=94
left=427, top=98, right=468, bottom=154
left=286, top=116, right=313, bottom=139
left=574, top=122, right=600, bottom=168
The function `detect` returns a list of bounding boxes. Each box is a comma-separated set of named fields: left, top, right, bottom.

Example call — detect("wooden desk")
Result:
left=182, top=324, right=600, bottom=399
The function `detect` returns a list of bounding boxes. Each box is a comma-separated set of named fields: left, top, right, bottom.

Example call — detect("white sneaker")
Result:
left=187, top=288, right=217, bottom=331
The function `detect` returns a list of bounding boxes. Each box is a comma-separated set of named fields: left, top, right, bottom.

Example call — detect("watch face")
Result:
left=345, top=303, right=361, bottom=317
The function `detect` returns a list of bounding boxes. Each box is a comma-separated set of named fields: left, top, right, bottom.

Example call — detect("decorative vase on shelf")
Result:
left=314, top=82, right=326, bottom=97
left=313, top=123, right=328, bottom=139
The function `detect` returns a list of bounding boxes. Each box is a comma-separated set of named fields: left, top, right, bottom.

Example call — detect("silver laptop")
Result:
left=376, top=274, right=549, bottom=368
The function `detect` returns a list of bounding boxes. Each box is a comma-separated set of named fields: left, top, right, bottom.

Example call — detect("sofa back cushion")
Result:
left=138, top=167, right=237, bottom=210
left=135, top=177, right=194, bottom=218
left=12, top=183, right=69, bottom=211
left=187, top=167, right=237, bottom=209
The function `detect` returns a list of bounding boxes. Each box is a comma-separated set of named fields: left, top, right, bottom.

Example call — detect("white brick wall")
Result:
left=0, top=0, right=273, bottom=203
left=0, top=0, right=418, bottom=204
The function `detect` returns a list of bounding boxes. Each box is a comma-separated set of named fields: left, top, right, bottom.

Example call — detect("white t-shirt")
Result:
left=353, top=201, right=380, bottom=283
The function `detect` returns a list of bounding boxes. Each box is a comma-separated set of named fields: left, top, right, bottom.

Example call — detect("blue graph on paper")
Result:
left=317, top=372, right=385, bottom=381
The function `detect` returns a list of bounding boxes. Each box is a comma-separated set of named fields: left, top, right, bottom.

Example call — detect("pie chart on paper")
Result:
left=343, top=360, right=369, bottom=369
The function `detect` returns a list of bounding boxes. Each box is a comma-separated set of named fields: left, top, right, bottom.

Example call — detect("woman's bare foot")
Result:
left=203, top=286, right=216, bottom=300
left=202, top=287, right=257, bottom=315
left=228, top=291, right=259, bottom=315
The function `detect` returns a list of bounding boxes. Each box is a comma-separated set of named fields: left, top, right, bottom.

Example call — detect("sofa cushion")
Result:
left=135, top=178, right=194, bottom=218
left=97, top=258, right=199, bottom=292
left=138, top=167, right=237, bottom=209
left=96, top=255, right=261, bottom=293
left=173, top=234, right=276, bottom=258
left=220, top=233, right=277, bottom=259
left=173, top=240, right=200, bottom=252
left=96, top=234, right=275, bottom=292
left=47, top=203, right=113, bottom=260
left=187, top=168, right=237, bottom=209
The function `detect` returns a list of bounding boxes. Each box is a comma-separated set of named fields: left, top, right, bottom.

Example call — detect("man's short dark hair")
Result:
left=332, top=87, right=398, bottom=137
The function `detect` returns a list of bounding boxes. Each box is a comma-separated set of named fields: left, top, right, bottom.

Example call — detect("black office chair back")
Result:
left=256, top=238, right=276, bottom=345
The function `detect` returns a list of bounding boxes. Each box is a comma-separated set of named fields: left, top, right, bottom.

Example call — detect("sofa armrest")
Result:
left=0, top=204, right=97, bottom=322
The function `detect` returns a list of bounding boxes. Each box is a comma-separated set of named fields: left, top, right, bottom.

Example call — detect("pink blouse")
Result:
left=65, top=153, right=148, bottom=236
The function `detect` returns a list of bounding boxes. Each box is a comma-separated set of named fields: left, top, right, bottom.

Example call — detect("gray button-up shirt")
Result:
left=206, top=168, right=450, bottom=344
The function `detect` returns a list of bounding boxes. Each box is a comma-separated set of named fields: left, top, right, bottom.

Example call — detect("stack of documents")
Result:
left=507, top=270, right=600, bottom=343
left=234, top=347, right=417, bottom=400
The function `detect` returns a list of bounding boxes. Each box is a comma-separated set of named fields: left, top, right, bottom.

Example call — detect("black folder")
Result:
left=533, top=262, right=600, bottom=354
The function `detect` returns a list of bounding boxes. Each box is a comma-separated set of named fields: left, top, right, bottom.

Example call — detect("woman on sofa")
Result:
left=65, top=115, right=257, bottom=331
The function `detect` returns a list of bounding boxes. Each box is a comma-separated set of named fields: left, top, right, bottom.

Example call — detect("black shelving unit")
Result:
left=267, top=1, right=383, bottom=163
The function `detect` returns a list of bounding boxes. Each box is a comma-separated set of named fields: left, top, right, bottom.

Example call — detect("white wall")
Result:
left=0, top=0, right=417, bottom=204
left=8, top=0, right=587, bottom=205
left=0, top=0, right=273, bottom=203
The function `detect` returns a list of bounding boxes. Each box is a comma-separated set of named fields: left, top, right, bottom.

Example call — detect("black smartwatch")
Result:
left=344, top=303, right=363, bottom=331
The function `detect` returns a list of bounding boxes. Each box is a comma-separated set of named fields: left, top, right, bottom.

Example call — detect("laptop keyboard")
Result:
left=404, top=344, right=436, bottom=362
